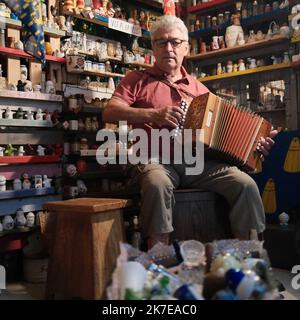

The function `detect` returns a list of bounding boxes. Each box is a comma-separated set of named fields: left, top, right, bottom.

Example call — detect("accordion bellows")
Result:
left=182, top=92, right=272, bottom=171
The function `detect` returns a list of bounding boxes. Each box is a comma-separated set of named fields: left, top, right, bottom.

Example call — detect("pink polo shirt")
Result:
left=112, top=64, right=209, bottom=158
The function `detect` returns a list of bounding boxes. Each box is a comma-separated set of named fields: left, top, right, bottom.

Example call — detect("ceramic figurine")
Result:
left=17, top=80, right=25, bottom=91
left=108, top=77, right=115, bottom=91
left=34, top=175, right=43, bottom=189
left=91, top=116, right=99, bottom=131
left=45, top=80, right=56, bottom=94
left=0, top=175, right=6, bottom=191
left=4, top=144, right=16, bottom=156
left=37, top=145, right=46, bottom=156
left=14, top=107, right=24, bottom=119
left=43, top=175, right=52, bottom=188
left=63, top=0, right=75, bottom=14
left=26, top=212, right=35, bottom=227
left=18, top=146, right=25, bottom=156
left=14, top=208, right=26, bottom=229
left=22, top=173, right=31, bottom=189
left=77, top=179, right=87, bottom=195
left=211, top=36, right=219, bottom=50
left=4, top=106, right=13, bottom=119
left=24, top=80, right=33, bottom=92
left=283, top=52, right=290, bottom=64
left=85, top=117, right=92, bottom=131
left=279, top=212, right=289, bottom=226
left=2, top=215, right=14, bottom=231
left=13, top=178, right=22, bottom=190
left=238, top=59, right=246, bottom=71
left=66, top=164, right=77, bottom=177
left=25, top=110, right=34, bottom=121
left=225, top=14, right=245, bottom=48
left=44, top=109, right=52, bottom=122
left=0, top=146, right=5, bottom=156
left=35, top=108, right=44, bottom=120
left=97, top=42, right=108, bottom=60
left=115, top=42, right=123, bottom=60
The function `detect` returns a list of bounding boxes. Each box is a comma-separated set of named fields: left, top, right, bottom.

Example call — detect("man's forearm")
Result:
left=103, top=103, right=156, bottom=124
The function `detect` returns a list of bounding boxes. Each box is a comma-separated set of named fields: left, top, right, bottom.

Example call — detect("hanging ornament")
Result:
left=283, top=137, right=300, bottom=173
left=262, top=178, right=277, bottom=214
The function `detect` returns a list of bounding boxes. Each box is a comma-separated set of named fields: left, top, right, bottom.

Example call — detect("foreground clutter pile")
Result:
left=107, top=239, right=281, bottom=300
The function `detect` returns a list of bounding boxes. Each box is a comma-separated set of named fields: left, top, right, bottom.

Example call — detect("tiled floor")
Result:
left=0, top=268, right=299, bottom=300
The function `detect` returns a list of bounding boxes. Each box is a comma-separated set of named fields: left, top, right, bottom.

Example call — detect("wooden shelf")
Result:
left=66, top=170, right=125, bottom=180
left=1, top=18, right=66, bottom=38
left=73, top=14, right=150, bottom=38
left=190, top=8, right=289, bottom=38
left=0, top=90, right=62, bottom=102
left=200, top=63, right=291, bottom=82
left=0, top=187, right=56, bottom=200
left=291, top=37, right=300, bottom=43
left=0, top=119, right=53, bottom=128
left=69, top=69, right=125, bottom=78
left=0, top=155, right=60, bottom=164
left=187, top=36, right=289, bottom=61
left=0, top=46, right=66, bottom=63
left=188, top=0, right=232, bottom=14
left=217, top=92, right=237, bottom=99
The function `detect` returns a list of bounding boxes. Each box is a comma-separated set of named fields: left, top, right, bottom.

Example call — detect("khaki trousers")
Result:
left=130, top=159, right=265, bottom=238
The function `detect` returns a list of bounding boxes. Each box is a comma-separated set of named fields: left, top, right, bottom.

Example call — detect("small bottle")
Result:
left=131, top=215, right=142, bottom=249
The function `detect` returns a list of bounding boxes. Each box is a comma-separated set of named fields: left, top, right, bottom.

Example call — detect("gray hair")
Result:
left=150, top=15, right=189, bottom=41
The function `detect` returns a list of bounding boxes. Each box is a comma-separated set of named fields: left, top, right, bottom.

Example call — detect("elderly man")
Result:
left=103, top=15, right=276, bottom=249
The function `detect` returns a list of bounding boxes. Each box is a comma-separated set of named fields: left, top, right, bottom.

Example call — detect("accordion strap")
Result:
left=159, top=79, right=196, bottom=100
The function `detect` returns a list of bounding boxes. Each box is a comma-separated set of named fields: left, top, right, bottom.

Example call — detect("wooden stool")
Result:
left=42, top=198, right=131, bottom=300
left=172, top=189, right=232, bottom=243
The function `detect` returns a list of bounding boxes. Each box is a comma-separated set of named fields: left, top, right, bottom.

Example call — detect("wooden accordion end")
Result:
left=181, top=92, right=272, bottom=171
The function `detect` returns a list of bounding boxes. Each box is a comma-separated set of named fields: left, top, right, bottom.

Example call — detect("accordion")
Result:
left=177, top=92, right=272, bottom=171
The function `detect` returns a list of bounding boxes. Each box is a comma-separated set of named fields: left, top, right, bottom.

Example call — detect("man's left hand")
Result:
left=257, top=129, right=278, bottom=161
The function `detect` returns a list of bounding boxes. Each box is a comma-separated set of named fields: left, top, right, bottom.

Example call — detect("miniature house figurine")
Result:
left=14, top=208, right=26, bottom=229
left=26, top=212, right=35, bottom=227
left=18, top=146, right=25, bottom=156
left=35, top=108, right=44, bottom=121
left=4, top=106, right=13, bottom=119
left=2, top=215, right=14, bottom=231
left=13, top=178, right=22, bottom=190
left=37, top=145, right=46, bottom=156
left=22, top=173, right=31, bottom=189
left=43, top=175, right=52, bottom=188
left=0, top=175, right=6, bottom=191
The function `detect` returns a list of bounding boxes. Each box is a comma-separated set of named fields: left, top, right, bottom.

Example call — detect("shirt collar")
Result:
left=145, top=63, right=190, bottom=85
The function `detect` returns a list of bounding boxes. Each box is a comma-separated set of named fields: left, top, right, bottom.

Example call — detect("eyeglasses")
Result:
left=153, top=38, right=187, bottom=49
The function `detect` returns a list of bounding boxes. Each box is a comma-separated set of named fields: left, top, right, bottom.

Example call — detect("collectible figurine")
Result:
left=91, top=116, right=99, bottom=131
left=4, top=106, right=14, bottom=119
left=34, top=175, right=43, bottom=189
left=279, top=212, right=289, bottom=226
left=17, top=80, right=25, bottom=91
left=14, top=208, right=26, bottom=229
left=13, top=178, right=22, bottom=190
left=18, top=146, right=25, bottom=156
left=35, top=108, right=44, bottom=120
left=4, top=144, right=16, bottom=156
left=66, top=164, right=77, bottom=177
left=44, top=109, right=52, bottom=122
left=2, top=215, right=14, bottom=231
left=0, top=175, right=6, bottom=191
left=43, top=175, right=52, bottom=188
left=26, top=212, right=35, bottom=227
left=77, top=179, right=87, bottom=195
left=0, top=146, right=4, bottom=156
left=14, top=107, right=24, bottom=119
left=25, top=110, right=35, bottom=121
left=37, top=145, right=46, bottom=156
left=22, top=173, right=31, bottom=189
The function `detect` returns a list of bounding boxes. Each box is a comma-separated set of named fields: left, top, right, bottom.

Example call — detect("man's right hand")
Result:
left=153, top=106, right=185, bottom=128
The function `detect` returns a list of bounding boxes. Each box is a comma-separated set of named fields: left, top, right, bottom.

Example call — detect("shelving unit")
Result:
left=200, top=63, right=291, bottom=82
